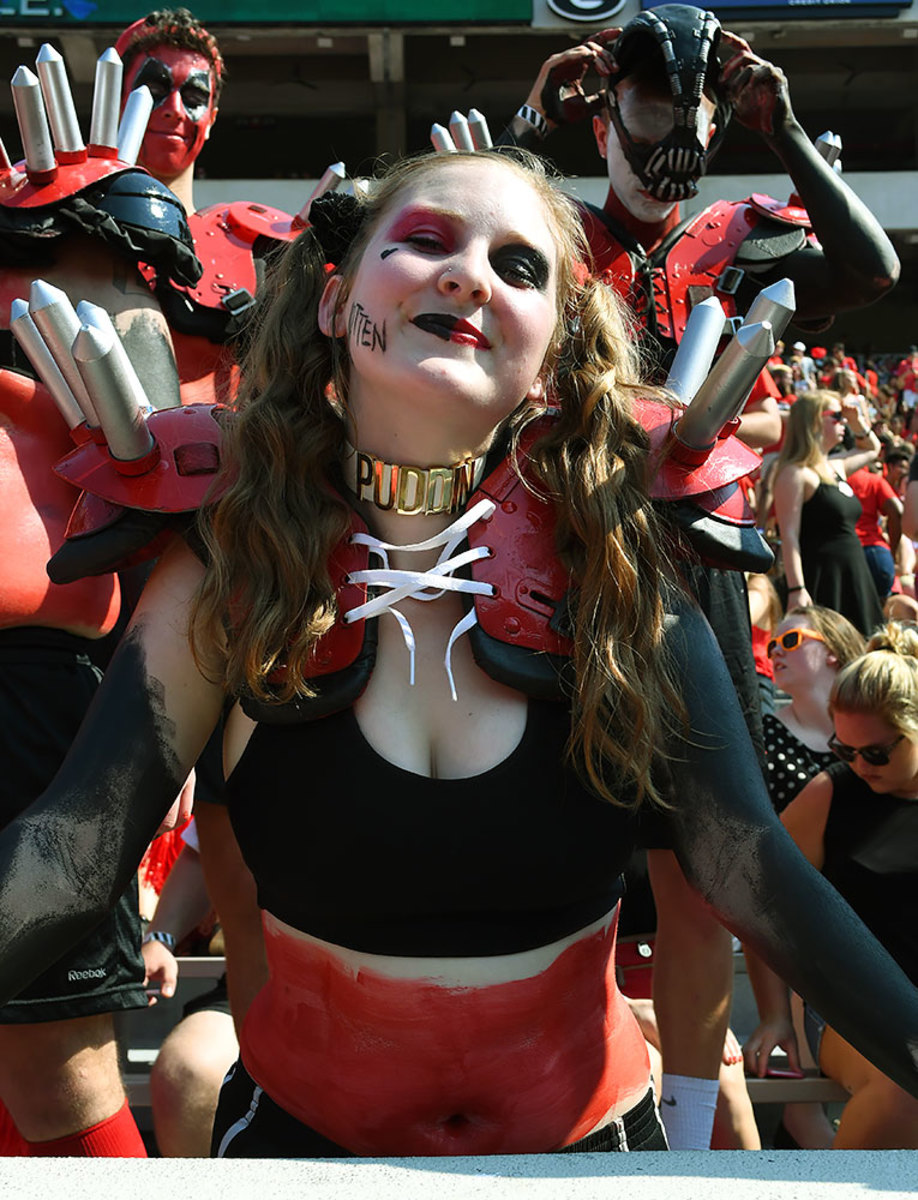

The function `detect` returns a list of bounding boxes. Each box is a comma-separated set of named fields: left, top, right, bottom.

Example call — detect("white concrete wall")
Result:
left=196, top=171, right=918, bottom=234
left=2, top=1151, right=917, bottom=1199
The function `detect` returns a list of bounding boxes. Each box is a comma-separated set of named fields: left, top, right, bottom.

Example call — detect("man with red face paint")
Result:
left=0, top=28, right=199, bottom=1154
left=509, top=2, right=900, bottom=1150
left=116, top=11, right=236, bottom=405
left=116, top=9, right=220, bottom=218
left=116, top=10, right=299, bottom=407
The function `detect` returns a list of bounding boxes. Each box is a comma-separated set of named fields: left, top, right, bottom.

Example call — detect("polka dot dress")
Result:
left=763, top=712, right=835, bottom=814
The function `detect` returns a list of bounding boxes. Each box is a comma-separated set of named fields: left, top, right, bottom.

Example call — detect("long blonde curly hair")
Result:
left=191, top=149, right=683, bottom=809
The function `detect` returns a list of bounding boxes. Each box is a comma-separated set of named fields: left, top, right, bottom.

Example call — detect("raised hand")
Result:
left=719, top=30, right=792, bottom=137
left=528, top=29, right=619, bottom=126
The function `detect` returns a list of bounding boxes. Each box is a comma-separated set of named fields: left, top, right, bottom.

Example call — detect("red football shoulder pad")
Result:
left=748, top=193, right=813, bottom=228
left=0, top=152, right=130, bottom=209
left=655, top=199, right=756, bottom=343
left=635, top=397, right=762, bottom=502
left=294, top=422, right=572, bottom=684
left=466, top=434, right=573, bottom=659
left=0, top=156, right=200, bottom=288
left=241, top=408, right=771, bottom=715
left=54, top=402, right=225, bottom=515
left=151, top=200, right=301, bottom=317
left=302, top=407, right=762, bottom=682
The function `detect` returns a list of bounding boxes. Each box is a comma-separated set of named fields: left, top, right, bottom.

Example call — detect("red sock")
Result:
left=0, top=1100, right=28, bottom=1156
left=27, top=1099, right=147, bottom=1158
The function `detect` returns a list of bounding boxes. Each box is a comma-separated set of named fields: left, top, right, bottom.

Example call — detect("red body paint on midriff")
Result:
left=241, top=911, right=650, bottom=1156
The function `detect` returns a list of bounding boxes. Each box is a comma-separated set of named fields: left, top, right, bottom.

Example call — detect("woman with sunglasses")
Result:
left=772, top=390, right=884, bottom=635
left=764, top=606, right=865, bottom=813
left=747, top=620, right=918, bottom=1147
left=759, top=605, right=865, bottom=1148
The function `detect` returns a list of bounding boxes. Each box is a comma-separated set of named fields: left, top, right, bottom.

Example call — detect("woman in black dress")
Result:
left=773, top=391, right=884, bottom=635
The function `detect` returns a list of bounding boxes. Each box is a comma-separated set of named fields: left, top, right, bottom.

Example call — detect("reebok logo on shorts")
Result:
left=67, top=968, right=107, bottom=982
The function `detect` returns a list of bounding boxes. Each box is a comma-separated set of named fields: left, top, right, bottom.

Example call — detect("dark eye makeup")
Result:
left=491, top=244, right=550, bottom=290
left=134, top=59, right=172, bottom=101
left=384, top=206, right=551, bottom=290
left=133, top=58, right=211, bottom=119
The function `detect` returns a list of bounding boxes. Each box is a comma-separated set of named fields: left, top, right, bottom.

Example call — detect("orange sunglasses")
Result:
left=766, top=628, right=826, bottom=659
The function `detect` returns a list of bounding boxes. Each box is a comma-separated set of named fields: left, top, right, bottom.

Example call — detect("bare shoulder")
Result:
left=781, top=771, right=833, bottom=868
left=775, top=461, right=818, bottom=504
left=132, top=536, right=208, bottom=624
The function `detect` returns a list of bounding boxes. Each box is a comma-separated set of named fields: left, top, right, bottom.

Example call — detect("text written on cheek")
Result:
left=348, top=303, right=387, bottom=352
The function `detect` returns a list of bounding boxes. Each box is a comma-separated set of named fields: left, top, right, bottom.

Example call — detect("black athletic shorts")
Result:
left=0, top=627, right=146, bottom=1023
left=182, top=974, right=231, bottom=1021
left=212, top=1060, right=667, bottom=1157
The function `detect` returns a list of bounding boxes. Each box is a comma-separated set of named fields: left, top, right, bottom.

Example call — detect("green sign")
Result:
left=0, top=0, right=531, bottom=22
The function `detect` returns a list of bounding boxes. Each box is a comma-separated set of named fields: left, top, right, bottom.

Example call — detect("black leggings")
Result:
left=213, top=1060, right=667, bottom=1157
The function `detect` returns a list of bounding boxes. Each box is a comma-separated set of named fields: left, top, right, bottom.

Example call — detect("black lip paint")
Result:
left=411, top=313, right=457, bottom=342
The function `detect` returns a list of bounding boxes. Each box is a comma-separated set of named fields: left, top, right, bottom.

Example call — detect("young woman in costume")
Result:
left=2, top=150, right=918, bottom=1157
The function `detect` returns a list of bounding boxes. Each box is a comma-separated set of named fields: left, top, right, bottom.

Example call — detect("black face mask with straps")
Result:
left=607, top=5, right=732, bottom=203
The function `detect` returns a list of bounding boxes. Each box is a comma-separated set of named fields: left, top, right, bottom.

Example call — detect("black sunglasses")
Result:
left=828, top=732, right=905, bottom=767
left=822, top=410, right=844, bottom=423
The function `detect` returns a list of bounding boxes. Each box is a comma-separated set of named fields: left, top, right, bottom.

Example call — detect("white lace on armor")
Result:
left=342, top=498, right=497, bottom=701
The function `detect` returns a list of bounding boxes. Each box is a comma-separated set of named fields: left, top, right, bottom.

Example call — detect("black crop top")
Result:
left=225, top=697, right=635, bottom=958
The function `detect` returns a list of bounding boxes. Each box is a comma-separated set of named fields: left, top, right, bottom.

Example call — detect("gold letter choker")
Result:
left=342, top=442, right=488, bottom=516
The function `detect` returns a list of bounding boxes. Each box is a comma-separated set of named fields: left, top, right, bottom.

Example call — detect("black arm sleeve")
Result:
left=0, top=630, right=192, bottom=1003
left=660, top=594, right=918, bottom=1098
left=754, top=121, right=898, bottom=320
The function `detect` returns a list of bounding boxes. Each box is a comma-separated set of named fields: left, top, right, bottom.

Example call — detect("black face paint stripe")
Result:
left=380, top=247, right=399, bottom=260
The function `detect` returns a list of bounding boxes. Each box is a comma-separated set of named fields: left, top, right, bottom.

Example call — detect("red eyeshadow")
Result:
left=386, top=206, right=454, bottom=248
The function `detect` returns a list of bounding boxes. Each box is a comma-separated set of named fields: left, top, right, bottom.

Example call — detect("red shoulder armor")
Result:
left=466, top=431, right=573, bottom=659
left=245, top=410, right=770, bottom=719
left=0, top=155, right=200, bottom=288
left=748, top=193, right=813, bottom=228
left=304, top=408, right=763, bottom=683
left=635, top=396, right=767, bottom=567
left=634, top=397, right=762, bottom=501
left=655, top=199, right=757, bottom=343
left=0, top=151, right=130, bottom=209
left=54, top=402, right=225, bottom=515
left=298, top=421, right=573, bottom=685
left=148, top=201, right=300, bottom=317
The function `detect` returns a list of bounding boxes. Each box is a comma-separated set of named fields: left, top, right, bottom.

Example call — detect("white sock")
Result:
left=659, top=1073, right=719, bottom=1149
